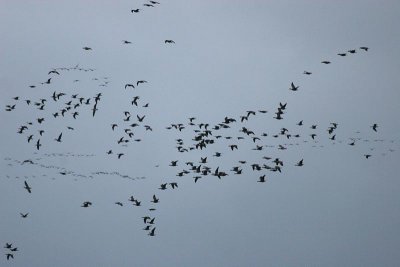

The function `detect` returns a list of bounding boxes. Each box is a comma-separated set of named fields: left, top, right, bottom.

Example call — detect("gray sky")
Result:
left=1, top=1, right=400, bottom=266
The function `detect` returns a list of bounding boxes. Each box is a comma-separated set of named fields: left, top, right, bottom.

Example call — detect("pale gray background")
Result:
left=1, top=1, right=400, bottom=266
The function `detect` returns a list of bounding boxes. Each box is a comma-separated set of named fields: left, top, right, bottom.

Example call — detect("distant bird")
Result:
left=148, top=227, right=156, bottom=236
left=371, top=123, right=378, bottom=132
left=81, top=201, right=92, bottom=208
left=150, top=1, right=160, bottom=3
left=151, top=195, right=159, bottom=203
left=36, top=139, right=41, bottom=150
left=48, top=70, right=60, bottom=75
left=348, top=49, right=356, bottom=54
left=131, top=96, right=139, bottom=106
left=321, top=61, right=331, bottom=64
left=137, top=115, right=145, bottom=122
left=131, top=9, right=140, bottom=13
left=136, top=80, right=147, bottom=86
left=295, top=159, right=304, bottom=166
left=289, top=82, right=299, bottom=91
left=360, top=46, right=369, bottom=51
left=117, top=153, right=124, bottom=159
left=303, top=71, right=312, bottom=75
left=125, top=84, right=135, bottom=89
left=364, top=154, right=372, bottom=159
left=6, top=254, right=14, bottom=260
left=159, top=183, right=167, bottom=190
left=165, top=40, right=175, bottom=44
left=169, top=160, right=178, bottom=166
left=83, top=47, right=92, bottom=50
left=170, top=182, right=178, bottom=189
left=55, top=133, right=62, bottom=142
left=24, top=181, right=32, bottom=193
left=258, top=175, right=266, bottom=183
left=337, top=53, right=346, bottom=56
left=115, top=202, right=123, bottom=206
left=4, top=243, right=12, bottom=249
left=122, top=40, right=132, bottom=44
left=20, top=213, right=29, bottom=218
left=297, top=120, right=303, bottom=126
left=144, top=4, right=154, bottom=7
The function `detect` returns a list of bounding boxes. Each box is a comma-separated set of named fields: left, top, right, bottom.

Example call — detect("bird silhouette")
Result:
left=289, top=82, right=299, bottom=91
left=24, top=181, right=32, bottom=193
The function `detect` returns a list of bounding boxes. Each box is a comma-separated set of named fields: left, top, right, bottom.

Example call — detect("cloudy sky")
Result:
left=1, top=1, right=400, bottom=266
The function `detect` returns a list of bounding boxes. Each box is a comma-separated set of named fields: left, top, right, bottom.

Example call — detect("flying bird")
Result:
left=289, top=82, right=299, bottom=91
left=295, top=159, right=304, bottom=166
left=125, top=84, right=135, bottom=89
left=55, top=133, right=62, bottom=142
left=165, top=40, right=175, bottom=44
left=24, top=181, right=32, bottom=193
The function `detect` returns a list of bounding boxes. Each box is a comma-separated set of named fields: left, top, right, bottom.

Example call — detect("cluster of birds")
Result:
left=3, top=0, right=398, bottom=263
left=106, top=80, right=153, bottom=159
left=4, top=243, right=18, bottom=261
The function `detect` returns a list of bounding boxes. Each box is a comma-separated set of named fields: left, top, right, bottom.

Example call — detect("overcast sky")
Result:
left=1, top=1, right=400, bottom=266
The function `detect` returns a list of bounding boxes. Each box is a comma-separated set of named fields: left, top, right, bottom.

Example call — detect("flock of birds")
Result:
left=2, top=1, right=397, bottom=263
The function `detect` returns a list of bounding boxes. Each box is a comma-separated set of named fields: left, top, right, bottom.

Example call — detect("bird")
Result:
left=364, top=154, right=372, bottom=159
left=151, top=195, right=159, bottom=203
left=137, top=115, right=145, bottom=122
left=4, top=243, right=12, bottom=249
left=258, top=175, right=266, bottom=183
left=136, top=80, right=148, bottom=86
left=48, top=70, right=60, bottom=75
left=122, top=40, right=132, bottom=44
left=337, top=53, right=346, bottom=56
left=6, top=254, right=14, bottom=260
left=115, top=202, right=123, bottom=206
left=371, top=123, right=378, bottom=132
left=82, top=47, right=92, bottom=50
left=81, top=201, right=92, bottom=208
left=24, top=181, right=32, bottom=193
left=131, top=9, right=140, bottom=13
left=289, top=82, right=299, bottom=91
left=159, top=183, right=167, bottom=190
left=148, top=227, right=156, bottom=236
left=170, top=182, right=178, bottom=189
left=303, top=71, right=312, bottom=75
left=295, top=159, right=304, bottom=166
left=131, top=96, right=140, bottom=106
left=55, top=133, right=63, bottom=142
left=125, top=84, right=135, bottom=89
left=20, top=213, right=29, bottom=218
left=36, top=139, right=41, bottom=150
left=117, top=153, right=124, bottom=159
left=360, top=46, right=369, bottom=51
left=165, top=40, right=175, bottom=44
left=321, top=61, right=331, bottom=64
